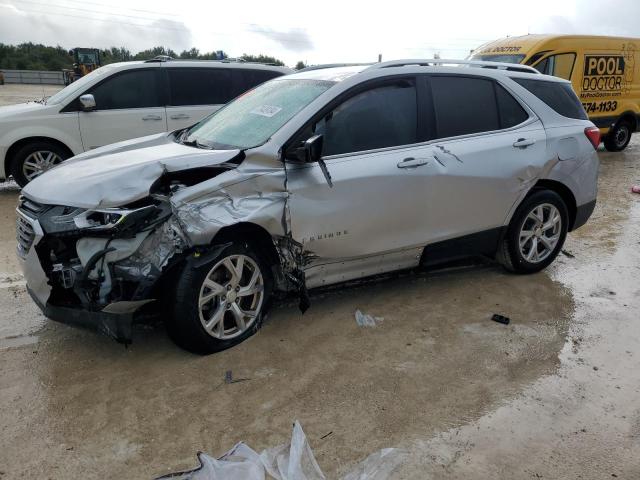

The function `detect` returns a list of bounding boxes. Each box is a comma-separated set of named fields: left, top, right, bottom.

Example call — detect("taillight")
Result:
left=584, top=126, right=601, bottom=150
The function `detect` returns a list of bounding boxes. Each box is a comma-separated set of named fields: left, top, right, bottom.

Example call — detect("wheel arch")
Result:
left=5, top=136, right=74, bottom=177
left=616, top=111, right=638, bottom=132
left=529, top=179, right=578, bottom=231
left=210, top=222, right=281, bottom=269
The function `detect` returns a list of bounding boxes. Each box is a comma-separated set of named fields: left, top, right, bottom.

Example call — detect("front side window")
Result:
left=314, top=81, right=418, bottom=156
left=168, top=68, right=232, bottom=106
left=532, top=53, right=576, bottom=80
left=431, top=76, right=500, bottom=138
left=89, top=69, right=161, bottom=110
left=185, top=79, right=334, bottom=150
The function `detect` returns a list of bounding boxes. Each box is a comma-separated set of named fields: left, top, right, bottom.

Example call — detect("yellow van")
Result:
left=470, top=34, right=639, bottom=151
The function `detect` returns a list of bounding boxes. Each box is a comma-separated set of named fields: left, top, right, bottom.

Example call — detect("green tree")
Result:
left=100, top=47, right=132, bottom=64
left=132, top=46, right=178, bottom=61
left=240, top=54, right=285, bottom=66
left=295, top=61, right=306, bottom=70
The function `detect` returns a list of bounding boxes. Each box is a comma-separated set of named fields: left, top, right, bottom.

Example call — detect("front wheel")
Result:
left=167, top=243, right=272, bottom=354
left=604, top=120, right=632, bottom=152
left=10, top=141, right=70, bottom=187
left=498, top=190, right=568, bottom=274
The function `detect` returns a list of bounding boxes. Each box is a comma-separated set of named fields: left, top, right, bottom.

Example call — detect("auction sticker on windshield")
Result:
left=250, top=105, right=283, bottom=117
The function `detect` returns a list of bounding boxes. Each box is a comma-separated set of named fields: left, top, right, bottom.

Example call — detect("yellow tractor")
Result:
left=62, top=48, right=101, bottom=85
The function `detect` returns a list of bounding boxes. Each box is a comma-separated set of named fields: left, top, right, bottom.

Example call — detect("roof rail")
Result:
left=145, top=55, right=174, bottom=63
left=297, top=62, right=372, bottom=72
left=367, top=59, right=540, bottom=74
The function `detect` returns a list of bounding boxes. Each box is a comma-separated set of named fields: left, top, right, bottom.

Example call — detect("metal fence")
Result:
left=1, top=70, right=65, bottom=85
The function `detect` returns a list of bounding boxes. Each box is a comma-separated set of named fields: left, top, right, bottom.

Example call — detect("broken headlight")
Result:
left=73, top=206, right=159, bottom=232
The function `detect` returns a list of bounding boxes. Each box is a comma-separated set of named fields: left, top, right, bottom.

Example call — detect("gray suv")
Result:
left=18, top=59, right=599, bottom=353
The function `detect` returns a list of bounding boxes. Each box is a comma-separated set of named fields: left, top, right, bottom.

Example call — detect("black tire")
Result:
left=10, top=141, right=71, bottom=187
left=603, top=120, right=632, bottom=152
left=498, top=190, right=569, bottom=274
left=167, top=242, right=272, bottom=355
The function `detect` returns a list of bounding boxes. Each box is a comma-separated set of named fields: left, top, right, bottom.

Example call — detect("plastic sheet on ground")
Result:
left=156, top=421, right=404, bottom=480
left=355, top=310, right=384, bottom=327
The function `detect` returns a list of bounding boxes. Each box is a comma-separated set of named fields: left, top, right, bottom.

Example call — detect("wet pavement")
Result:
left=1, top=85, right=640, bottom=479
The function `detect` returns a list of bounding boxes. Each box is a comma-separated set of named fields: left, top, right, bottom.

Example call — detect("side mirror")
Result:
left=293, top=134, right=333, bottom=187
left=295, top=134, right=324, bottom=163
left=79, top=94, right=96, bottom=111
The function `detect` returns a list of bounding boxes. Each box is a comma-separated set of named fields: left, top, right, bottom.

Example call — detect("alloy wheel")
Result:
left=518, top=203, right=562, bottom=264
left=22, top=150, right=63, bottom=181
left=198, top=254, right=264, bottom=340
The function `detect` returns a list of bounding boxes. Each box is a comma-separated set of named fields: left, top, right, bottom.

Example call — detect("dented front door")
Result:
left=286, top=79, right=435, bottom=284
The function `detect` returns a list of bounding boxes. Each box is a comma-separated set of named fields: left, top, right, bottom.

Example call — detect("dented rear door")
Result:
left=422, top=74, right=548, bottom=244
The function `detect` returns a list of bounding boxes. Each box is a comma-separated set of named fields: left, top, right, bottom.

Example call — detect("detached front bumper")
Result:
left=17, top=208, right=173, bottom=344
left=26, top=287, right=146, bottom=343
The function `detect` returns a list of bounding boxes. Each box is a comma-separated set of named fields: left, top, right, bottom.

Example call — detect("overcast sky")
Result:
left=1, top=0, right=639, bottom=66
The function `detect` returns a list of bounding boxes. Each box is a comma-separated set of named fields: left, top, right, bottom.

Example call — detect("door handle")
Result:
left=397, top=157, right=429, bottom=168
left=170, top=113, right=191, bottom=120
left=513, top=138, right=535, bottom=148
left=142, top=115, right=162, bottom=121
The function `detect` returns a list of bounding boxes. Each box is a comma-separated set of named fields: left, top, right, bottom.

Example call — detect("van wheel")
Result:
left=167, top=243, right=272, bottom=354
left=498, top=190, right=568, bottom=274
left=10, top=141, right=70, bottom=187
left=604, top=120, right=632, bottom=151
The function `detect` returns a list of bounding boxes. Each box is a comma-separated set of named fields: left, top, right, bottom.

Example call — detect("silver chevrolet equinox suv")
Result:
left=17, top=59, right=599, bottom=354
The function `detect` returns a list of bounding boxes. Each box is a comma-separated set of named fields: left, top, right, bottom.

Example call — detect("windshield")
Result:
left=184, top=79, right=335, bottom=150
left=46, top=64, right=118, bottom=105
left=473, top=54, right=526, bottom=64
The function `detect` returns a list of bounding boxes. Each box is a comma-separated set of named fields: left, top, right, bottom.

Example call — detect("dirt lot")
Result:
left=1, top=84, right=640, bottom=479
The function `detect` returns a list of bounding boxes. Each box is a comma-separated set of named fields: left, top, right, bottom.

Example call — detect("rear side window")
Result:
left=89, top=69, right=161, bottom=110
left=495, top=84, right=529, bottom=128
left=232, top=69, right=283, bottom=97
left=431, top=76, right=500, bottom=138
left=315, top=80, right=417, bottom=156
left=168, top=68, right=232, bottom=106
left=513, top=78, right=588, bottom=120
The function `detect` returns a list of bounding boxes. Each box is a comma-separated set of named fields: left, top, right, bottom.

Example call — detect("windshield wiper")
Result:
left=179, top=131, right=213, bottom=149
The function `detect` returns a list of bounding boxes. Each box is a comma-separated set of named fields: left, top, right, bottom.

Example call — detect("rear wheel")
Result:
left=10, top=141, right=70, bottom=187
left=498, top=190, right=568, bottom=274
left=604, top=120, right=632, bottom=152
left=168, top=243, right=272, bottom=354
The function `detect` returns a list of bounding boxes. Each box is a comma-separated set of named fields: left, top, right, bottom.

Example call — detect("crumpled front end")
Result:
left=16, top=196, right=188, bottom=343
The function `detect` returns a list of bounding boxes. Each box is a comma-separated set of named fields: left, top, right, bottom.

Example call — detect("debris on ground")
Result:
left=631, top=185, right=640, bottom=194
left=491, top=314, right=511, bottom=325
left=561, top=249, right=576, bottom=258
left=156, top=421, right=405, bottom=480
left=355, top=310, right=384, bottom=327
left=224, top=370, right=250, bottom=385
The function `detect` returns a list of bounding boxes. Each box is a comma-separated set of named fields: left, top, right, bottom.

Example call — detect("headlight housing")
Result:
left=73, top=206, right=159, bottom=232
left=73, top=209, right=128, bottom=230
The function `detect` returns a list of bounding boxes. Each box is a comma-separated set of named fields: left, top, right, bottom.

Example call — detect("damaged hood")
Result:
left=22, top=133, right=241, bottom=208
